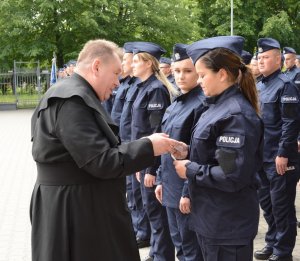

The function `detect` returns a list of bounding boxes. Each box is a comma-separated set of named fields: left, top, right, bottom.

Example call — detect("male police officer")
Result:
left=159, top=57, right=176, bottom=85
left=254, top=38, right=300, bottom=261
left=283, top=47, right=300, bottom=90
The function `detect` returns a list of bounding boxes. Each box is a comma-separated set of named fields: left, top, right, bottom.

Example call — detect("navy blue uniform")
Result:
left=131, top=74, right=174, bottom=261
left=285, top=65, right=300, bottom=91
left=256, top=70, right=300, bottom=257
left=118, top=77, right=151, bottom=242
left=111, top=76, right=132, bottom=126
left=102, top=88, right=117, bottom=115
left=186, top=85, right=263, bottom=261
left=158, top=86, right=205, bottom=261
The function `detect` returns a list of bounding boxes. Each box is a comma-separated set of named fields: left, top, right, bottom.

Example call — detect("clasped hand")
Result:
left=147, top=133, right=188, bottom=157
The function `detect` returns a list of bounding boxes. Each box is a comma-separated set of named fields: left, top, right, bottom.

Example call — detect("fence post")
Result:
left=37, top=61, right=41, bottom=100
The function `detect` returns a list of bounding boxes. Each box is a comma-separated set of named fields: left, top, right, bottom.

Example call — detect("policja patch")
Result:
left=216, top=134, right=244, bottom=148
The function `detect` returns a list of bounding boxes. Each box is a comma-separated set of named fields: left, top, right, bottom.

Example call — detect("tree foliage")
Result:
left=0, top=0, right=299, bottom=70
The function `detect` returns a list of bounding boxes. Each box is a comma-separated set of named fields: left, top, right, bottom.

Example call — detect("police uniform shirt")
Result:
left=119, top=77, right=140, bottom=142
left=186, top=84, right=263, bottom=242
left=257, top=69, right=299, bottom=163
left=158, top=86, right=205, bottom=208
left=284, top=65, right=300, bottom=90
left=110, top=76, right=132, bottom=126
left=131, top=74, right=171, bottom=175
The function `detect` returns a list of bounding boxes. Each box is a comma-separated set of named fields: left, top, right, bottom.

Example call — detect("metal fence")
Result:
left=0, top=61, right=50, bottom=109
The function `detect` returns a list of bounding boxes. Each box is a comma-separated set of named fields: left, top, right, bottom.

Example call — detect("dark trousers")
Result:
left=166, top=207, right=203, bottom=261
left=128, top=174, right=151, bottom=241
left=196, top=234, right=253, bottom=261
left=140, top=172, right=175, bottom=261
left=257, top=162, right=298, bottom=257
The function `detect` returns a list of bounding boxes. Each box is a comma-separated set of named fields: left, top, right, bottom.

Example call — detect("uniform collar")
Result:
left=137, top=74, right=156, bottom=88
left=204, top=84, right=239, bottom=105
left=261, top=69, right=281, bottom=83
left=286, top=65, right=297, bottom=73
left=175, top=85, right=202, bottom=101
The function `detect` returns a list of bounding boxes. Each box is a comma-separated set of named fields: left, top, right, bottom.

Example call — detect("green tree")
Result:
left=0, top=0, right=200, bottom=69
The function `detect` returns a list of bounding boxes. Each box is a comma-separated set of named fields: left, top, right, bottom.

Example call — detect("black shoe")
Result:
left=268, top=254, right=293, bottom=261
left=142, top=255, right=154, bottom=261
left=254, top=247, right=273, bottom=260
left=136, top=237, right=150, bottom=248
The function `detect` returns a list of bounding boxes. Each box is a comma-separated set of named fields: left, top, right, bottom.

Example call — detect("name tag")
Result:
left=281, top=96, right=299, bottom=103
left=216, top=134, right=244, bottom=148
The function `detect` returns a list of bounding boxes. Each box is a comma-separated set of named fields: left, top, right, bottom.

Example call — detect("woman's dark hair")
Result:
left=199, top=48, right=259, bottom=114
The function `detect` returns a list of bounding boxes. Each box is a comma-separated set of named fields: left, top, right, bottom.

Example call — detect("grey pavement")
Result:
left=0, top=109, right=299, bottom=261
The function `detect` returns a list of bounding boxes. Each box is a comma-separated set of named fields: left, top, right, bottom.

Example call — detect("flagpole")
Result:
left=50, top=52, right=57, bottom=86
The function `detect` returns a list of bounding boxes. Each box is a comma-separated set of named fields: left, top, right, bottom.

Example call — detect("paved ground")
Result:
left=0, top=109, right=299, bottom=261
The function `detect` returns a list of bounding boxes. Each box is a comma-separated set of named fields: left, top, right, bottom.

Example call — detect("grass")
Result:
left=0, top=94, right=40, bottom=108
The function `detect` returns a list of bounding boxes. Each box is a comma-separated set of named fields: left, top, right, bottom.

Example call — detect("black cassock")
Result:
left=30, top=73, right=155, bottom=261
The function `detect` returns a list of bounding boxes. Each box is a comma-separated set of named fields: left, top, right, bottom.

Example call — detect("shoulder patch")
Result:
left=281, top=95, right=299, bottom=103
left=216, top=134, right=244, bottom=148
left=148, top=103, right=163, bottom=110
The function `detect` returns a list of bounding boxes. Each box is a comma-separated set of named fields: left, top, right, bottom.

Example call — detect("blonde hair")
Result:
left=136, top=53, right=179, bottom=97
left=77, top=39, right=120, bottom=66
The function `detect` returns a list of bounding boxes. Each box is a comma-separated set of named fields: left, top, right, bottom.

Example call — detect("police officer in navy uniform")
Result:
left=254, top=38, right=300, bottom=261
left=241, top=50, right=253, bottom=65
left=117, top=42, right=151, bottom=248
left=173, top=36, right=264, bottom=261
left=111, top=42, right=136, bottom=125
left=131, top=42, right=178, bottom=261
left=296, top=55, right=300, bottom=68
left=159, top=57, right=176, bottom=86
left=250, top=52, right=263, bottom=83
left=155, top=43, right=205, bottom=261
left=283, top=47, right=300, bottom=90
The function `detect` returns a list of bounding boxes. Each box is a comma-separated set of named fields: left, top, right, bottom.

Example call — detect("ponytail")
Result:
left=137, top=53, right=179, bottom=99
left=239, top=65, right=260, bottom=115
left=155, top=70, right=179, bottom=98
left=200, top=48, right=260, bottom=115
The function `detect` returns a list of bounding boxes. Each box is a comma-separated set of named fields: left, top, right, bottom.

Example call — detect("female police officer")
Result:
left=155, top=43, right=205, bottom=261
left=173, top=36, right=264, bottom=261
left=131, top=42, right=178, bottom=261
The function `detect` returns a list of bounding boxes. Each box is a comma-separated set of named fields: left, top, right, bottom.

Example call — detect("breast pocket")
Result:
left=261, top=96, right=279, bottom=125
left=171, top=124, right=192, bottom=143
left=192, top=126, right=215, bottom=164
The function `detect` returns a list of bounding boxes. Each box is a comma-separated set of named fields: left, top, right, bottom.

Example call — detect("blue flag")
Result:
left=50, top=55, right=57, bottom=86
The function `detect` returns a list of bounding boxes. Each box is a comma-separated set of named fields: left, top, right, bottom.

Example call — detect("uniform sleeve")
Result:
left=181, top=180, right=190, bottom=198
left=277, top=83, right=300, bottom=158
left=187, top=114, right=263, bottom=192
left=55, top=97, right=155, bottom=179
left=145, top=87, right=171, bottom=175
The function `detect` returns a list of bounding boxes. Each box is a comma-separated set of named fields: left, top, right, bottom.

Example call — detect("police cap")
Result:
left=252, top=52, right=258, bottom=61
left=67, top=60, right=77, bottom=67
left=132, top=42, right=166, bottom=60
left=186, top=36, right=244, bottom=64
left=283, top=47, right=296, bottom=55
left=241, top=50, right=252, bottom=65
left=257, top=38, right=280, bottom=53
left=172, top=43, right=189, bottom=62
left=159, top=57, right=172, bottom=65
left=123, top=42, right=135, bottom=53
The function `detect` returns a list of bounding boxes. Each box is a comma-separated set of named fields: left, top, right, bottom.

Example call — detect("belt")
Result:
left=36, top=161, right=101, bottom=185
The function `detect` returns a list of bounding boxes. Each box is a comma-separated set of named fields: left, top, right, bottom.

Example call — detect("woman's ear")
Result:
left=218, top=68, right=229, bottom=82
left=145, top=59, right=152, bottom=69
